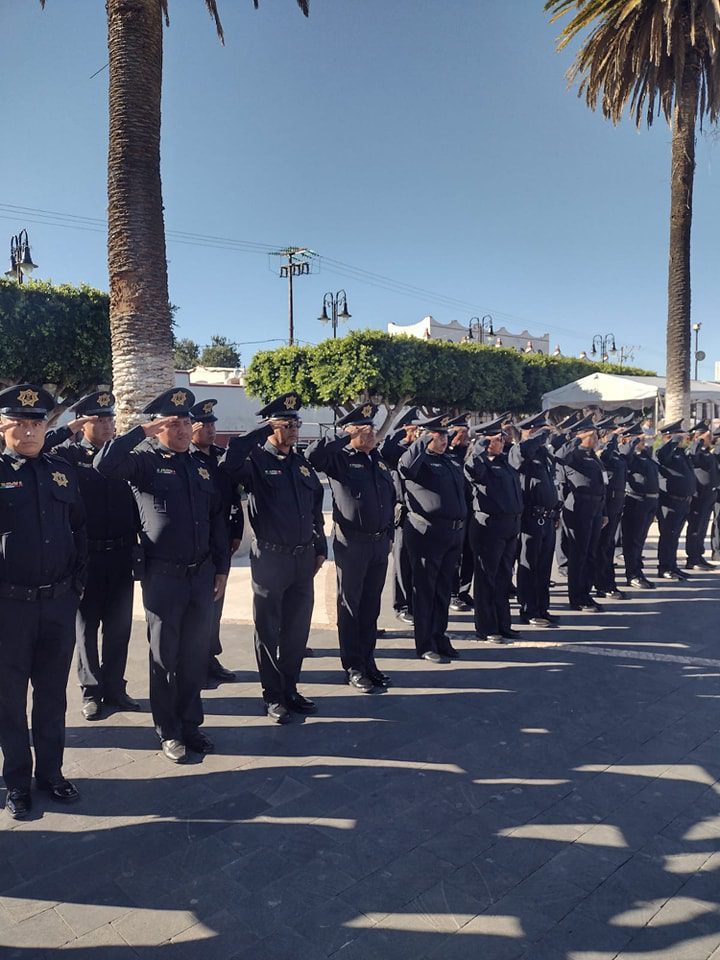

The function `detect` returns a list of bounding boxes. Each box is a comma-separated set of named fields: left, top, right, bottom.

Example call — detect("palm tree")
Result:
left=545, top=0, right=720, bottom=423
left=41, top=0, right=309, bottom=427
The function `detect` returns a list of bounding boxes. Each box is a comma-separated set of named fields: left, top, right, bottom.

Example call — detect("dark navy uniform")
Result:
left=379, top=417, right=416, bottom=619
left=509, top=419, right=559, bottom=623
left=465, top=427, right=523, bottom=639
left=620, top=432, right=660, bottom=585
left=595, top=433, right=627, bottom=594
left=221, top=394, right=326, bottom=714
left=446, top=420, right=474, bottom=607
left=655, top=427, right=696, bottom=577
left=0, top=385, right=86, bottom=809
left=399, top=420, right=466, bottom=659
left=46, top=392, right=139, bottom=712
left=306, top=404, right=394, bottom=685
left=95, top=389, right=230, bottom=748
left=684, top=427, right=720, bottom=567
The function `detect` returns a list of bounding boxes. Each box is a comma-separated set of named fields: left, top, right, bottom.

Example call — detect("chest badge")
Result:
left=379, top=461, right=388, bottom=471
left=52, top=471, right=69, bottom=488
left=299, top=465, right=311, bottom=477
left=198, top=467, right=211, bottom=481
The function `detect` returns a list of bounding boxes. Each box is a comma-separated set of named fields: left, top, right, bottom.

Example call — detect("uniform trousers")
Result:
left=685, top=492, right=717, bottom=562
left=712, top=499, right=720, bottom=560
left=142, top=560, right=214, bottom=741
left=657, top=495, right=691, bottom=573
left=404, top=519, right=463, bottom=657
left=470, top=514, right=520, bottom=637
left=517, top=513, right=555, bottom=619
left=621, top=497, right=657, bottom=581
left=76, top=547, right=134, bottom=702
left=209, top=594, right=225, bottom=658
left=334, top=529, right=389, bottom=674
left=0, top=590, right=78, bottom=791
left=251, top=543, right=315, bottom=704
left=451, top=520, right=475, bottom=599
left=392, top=525, right=413, bottom=613
left=562, top=495, right=604, bottom=605
left=594, top=505, right=623, bottom=592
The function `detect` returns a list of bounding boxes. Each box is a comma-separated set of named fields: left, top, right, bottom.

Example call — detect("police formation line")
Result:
left=1, top=383, right=719, bottom=820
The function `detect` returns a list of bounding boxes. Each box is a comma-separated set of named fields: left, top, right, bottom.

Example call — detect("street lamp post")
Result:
left=590, top=333, right=617, bottom=363
left=692, top=322, right=704, bottom=381
left=468, top=314, right=494, bottom=344
left=4, top=230, right=38, bottom=285
left=318, top=290, right=351, bottom=338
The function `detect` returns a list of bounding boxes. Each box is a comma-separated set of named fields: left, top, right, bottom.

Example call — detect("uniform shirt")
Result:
left=655, top=439, right=697, bottom=499
left=190, top=442, right=244, bottom=543
left=599, top=436, right=628, bottom=514
left=620, top=441, right=660, bottom=500
left=94, top=425, right=230, bottom=573
left=398, top=437, right=466, bottom=523
left=446, top=442, right=470, bottom=467
left=687, top=438, right=720, bottom=496
left=305, top=435, right=395, bottom=536
left=465, top=441, right=523, bottom=518
left=45, top=433, right=138, bottom=543
left=221, top=430, right=326, bottom=555
left=0, top=448, right=87, bottom=588
left=508, top=434, right=559, bottom=512
left=554, top=437, right=607, bottom=510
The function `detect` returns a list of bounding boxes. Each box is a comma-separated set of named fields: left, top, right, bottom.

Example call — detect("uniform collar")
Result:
left=80, top=437, right=98, bottom=453
left=264, top=440, right=292, bottom=460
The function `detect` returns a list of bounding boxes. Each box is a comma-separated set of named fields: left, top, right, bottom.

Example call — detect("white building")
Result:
left=387, top=315, right=550, bottom=354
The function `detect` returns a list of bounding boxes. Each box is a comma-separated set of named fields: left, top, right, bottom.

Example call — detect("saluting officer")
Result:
left=684, top=421, right=719, bottom=570
left=655, top=420, right=696, bottom=580
left=594, top=418, right=628, bottom=599
left=398, top=414, right=466, bottom=663
left=446, top=415, right=475, bottom=612
left=555, top=415, right=607, bottom=611
left=46, top=391, right=140, bottom=721
left=220, top=393, right=326, bottom=724
left=509, top=412, right=560, bottom=628
left=306, top=402, right=395, bottom=693
left=189, top=398, right=244, bottom=685
left=0, top=385, right=87, bottom=818
left=379, top=408, right=418, bottom=625
left=465, top=415, right=523, bottom=642
left=95, top=388, right=230, bottom=764
left=620, top=420, right=660, bottom=589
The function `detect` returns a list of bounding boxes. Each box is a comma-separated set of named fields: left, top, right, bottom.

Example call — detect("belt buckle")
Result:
left=292, top=544, right=304, bottom=556
left=38, top=584, right=53, bottom=599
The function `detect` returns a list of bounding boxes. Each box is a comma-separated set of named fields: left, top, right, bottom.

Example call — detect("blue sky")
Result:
left=2, top=0, right=718, bottom=376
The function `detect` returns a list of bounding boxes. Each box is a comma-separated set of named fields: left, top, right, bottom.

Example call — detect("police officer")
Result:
left=95, top=388, right=230, bottom=763
left=220, top=393, right=326, bottom=724
left=594, top=418, right=628, bottom=599
left=447, top=415, right=475, bottom=612
left=509, top=412, right=560, bottom=628
left=655, top=420, right=696, bottom=580
left=684, top=421, right=719, bottom=570
left=306, top=403, right=395, bottom=692
left=189, top=398, right=244, bottom=685
left=379, top=408, right=418, bottom=625
left=0, top=385, right=87, bottom=818
left=620, top=421, right=660, bottom=589
left=555, top=415, right=608, bottom=611
left=465, top=415, right=524, bottom=642
left=398, top=414, right=466, bottom=662
left=46, top=391, right=140, bottom=721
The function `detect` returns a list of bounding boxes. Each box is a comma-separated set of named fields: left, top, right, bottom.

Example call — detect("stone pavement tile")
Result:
left=232, top=923, right=324, bottom=960
left=228, top=879, right=327, bottom=939
left=282, top=855, right=357, bottom=898
left=56, top=921, right=139, bottom=957
left=114, top=848, right=190, bottom=907
left=615, top=926, right=720, bottom=960
left=0, top=905, right=74, bottom=953
left=416, top=824, right=496, bottom=868
left=574, top=823, right=647, bottom=861
left=638, top=834, right=717, bottom=877
left=54, top=881, right=134, bottom=938
left=263, top=776, right=358, bottom=821
left=111, top=901, right=197, bottom=947
left=531, top=842, right=629, bottom=893
left=74, top=748, right=137, bottom=776
left=220, top=846, right=287, bottom=890
left=304, top=825, right=421, bottom=881
left=508, top=873, right=587, bottom=922
left=404, top=879, right=490, bottom=933
left=423, top=916, right=528, bottom=960
left=170, top=908, right=260, bottom=960
left=0, top=858, right=23, bottom=894
left=327, top=911, right=445, bottom=960
left=532, top=905, right=634, bottom=957
left=290, top=895, right=368, bottom=957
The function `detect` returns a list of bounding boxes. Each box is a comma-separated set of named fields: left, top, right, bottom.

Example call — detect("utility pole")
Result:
left=271, top=247, right=314, bottom=346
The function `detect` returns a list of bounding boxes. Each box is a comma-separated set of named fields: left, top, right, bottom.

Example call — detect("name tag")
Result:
left=156, top=468, right=176, bottom=476
left=265, top=469, right=282, bottom=476
left=0, top=481, right=23, bottom=490
left=349, top=463, right=365, bottom=469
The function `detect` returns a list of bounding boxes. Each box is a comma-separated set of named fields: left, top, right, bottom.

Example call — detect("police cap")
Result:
left=190, top=398, right=218, bottom=423
left=658, top=419, right=684, bottom=435
left=515, top=412, right=548, bottom=431
left=70, top=391, right=115, bottom=418
left=142, top=387, right=195, bottom=417
left=337, top=402, right=377, bottom=427
left=0, top=383, right=55, bottom=420
left=417, top=413, right=453, bottom=433
left=392, top=406, right=419, bottom=430
left=256, top=392, right=302, bottom=421
left=475, top=413, right=511, bottom=437
left=568, top=414, right=598, bottom=435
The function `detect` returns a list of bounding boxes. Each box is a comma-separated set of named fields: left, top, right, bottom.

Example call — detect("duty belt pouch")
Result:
left=131, top=544, right=145, bottom=581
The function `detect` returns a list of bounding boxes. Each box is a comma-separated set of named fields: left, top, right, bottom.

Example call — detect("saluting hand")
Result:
left=142, top=417, right=180, bottom=437
left=67, top=415, right=97, bottom=433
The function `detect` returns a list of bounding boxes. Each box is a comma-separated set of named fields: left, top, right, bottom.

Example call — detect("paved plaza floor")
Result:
left=2, top=534, right=720, bottom=959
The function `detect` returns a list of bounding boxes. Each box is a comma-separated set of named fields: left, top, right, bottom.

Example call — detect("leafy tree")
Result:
left=0, top=279, right=112, bottom=420
left=545, top=0, right=720, bottom=423
left=199, top=334, right=241, bottom=368
left=173, top=337, right=200, bottom=370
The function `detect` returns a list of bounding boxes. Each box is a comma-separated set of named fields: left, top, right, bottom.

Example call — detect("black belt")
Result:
left=662, top=493, right=692, bottom=503
left=255, top=539, right=314, bottom=557
left=337, top=526, right=390, bottom=543
left=146, top=554, right=211, bottom=577
left=410, top=514, right=464, bottom=530
left=87, top=534, right=136, bottom=553
left=0, top=576, right=73, bottom=602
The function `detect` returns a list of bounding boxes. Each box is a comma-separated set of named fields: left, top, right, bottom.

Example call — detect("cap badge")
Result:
left=52, top=471, right=69, bottom=488
left=203, top=401, right=214, bottom=414
left=441, top=416, right=450, bottom=427
left=198, top=467, right=211, bottom=481
left=18, top=389, right=39, bottom=408
left=96, top=394, right=112, bottom=408
left=284, top=395, right=297, bottom=410
left=170, top=390, right=187, bottom=408
left=299, top=465, right=311, bottom=477
left=362, top=404, right=373, bottom=418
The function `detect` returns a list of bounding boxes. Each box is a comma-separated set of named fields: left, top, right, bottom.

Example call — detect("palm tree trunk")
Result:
left=665, top=55, right=699, bottom=425
left=107, top=0, right=173, bottom=429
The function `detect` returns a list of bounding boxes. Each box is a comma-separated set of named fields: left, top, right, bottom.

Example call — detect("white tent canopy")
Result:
left=541, top=372, right=720, bottom=418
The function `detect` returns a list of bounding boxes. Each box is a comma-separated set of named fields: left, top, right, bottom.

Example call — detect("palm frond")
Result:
left=253, top=0, right=310, bottom=16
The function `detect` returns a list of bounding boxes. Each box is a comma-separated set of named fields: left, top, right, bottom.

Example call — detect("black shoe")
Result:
left=526, top=616, right=553, bottom=627
left=5, top=789, right=32, bottom=820
left=266, top=702, right=291, bottom=724
left=687, top=558, right=714, bottom=570
left=185, top=731, right=215, bottom=754
left=82, top=699, right=102, bottom=721
left=629, top=576, right=655, bottom=589
left=304, top=647, right=315, bottom=658
left=207, top=658, right=236, bottom=683
left=367, top=668, right=393, bottom=688
left=449, top=596, right=471, bottom=612
left=287, top=692, right=318, bottom=714
left=104, top=691, right=141, bottom=712
left=161, top=739, right=187, bottom=763
left=347, top=671, right=375, bottom=694
left=421, top=651, right=450, bottom=664
left=540, top=612, right=560, bottom=624
left=439, top=639, right=461, bottom=659
left=672, top=568, right=691, bottom=581
left=35, top=777, right=80, bottom=803
left=395, top=609, right=414, bottom=624
left=598, top=589, right=625, bottom=600
left=569, top=600, right=603, bottom=611
left=376, top=627, right=387, bottom=638
left=660, top=570, right=682, bottom=581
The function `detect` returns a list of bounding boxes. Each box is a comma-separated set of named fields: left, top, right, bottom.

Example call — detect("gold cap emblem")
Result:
left=96, top=393, right=112, bottom=408
left=441, top=416, right=450, bottom=427
left=52, top=471, right=69, bottom=488
left=284, top=395, right=297, bottom=410
left=170, top=390, right=187, bottom=408
left=203, top=401, right=214, bottom=414
left=362, top=404, right=373, bottom=418
left=18, top=389, right=39, bottom=408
